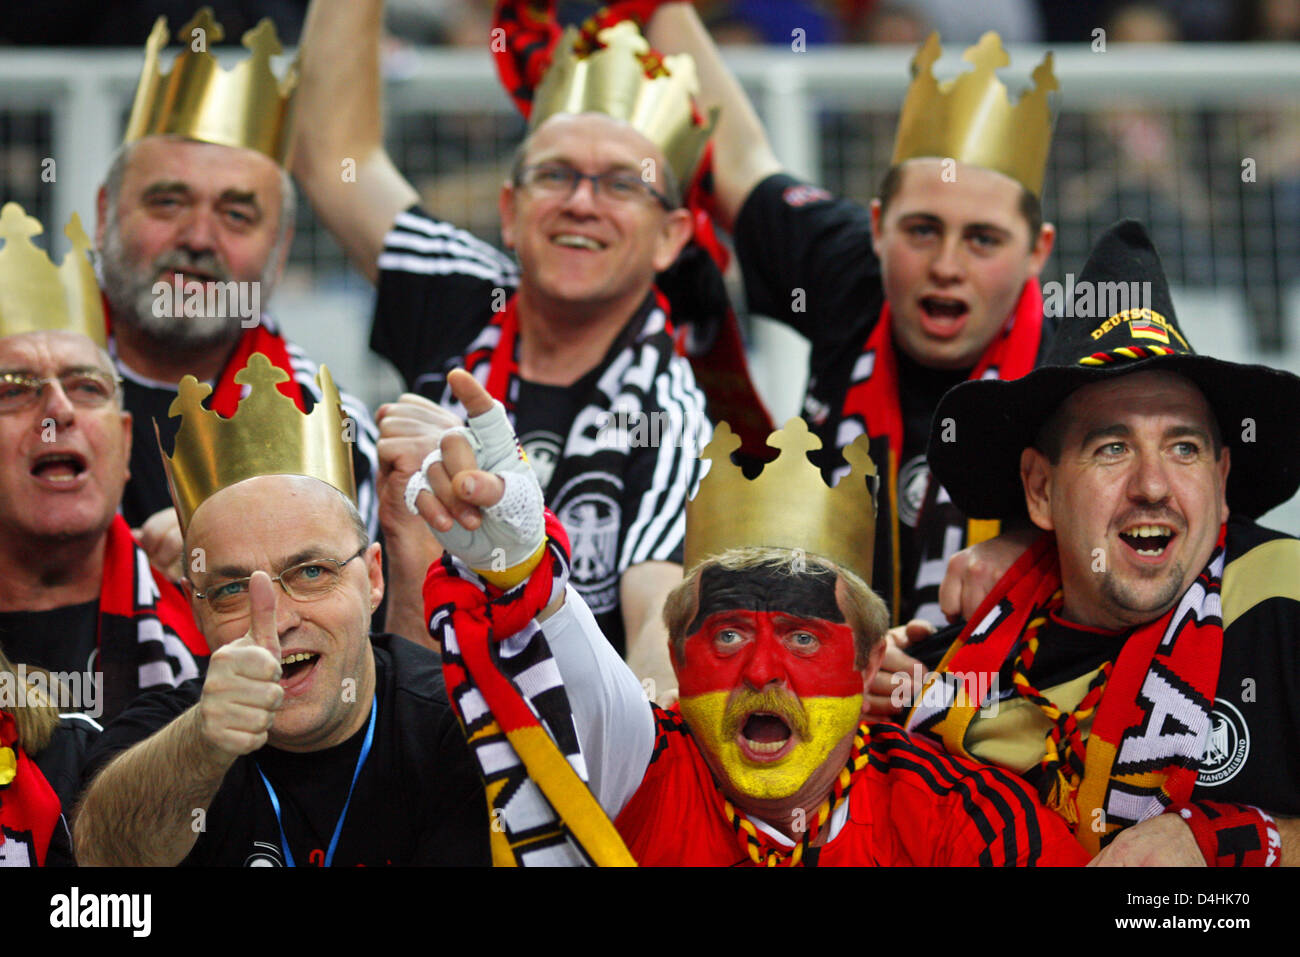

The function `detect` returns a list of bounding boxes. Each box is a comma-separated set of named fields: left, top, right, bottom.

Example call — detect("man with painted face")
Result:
left=907, top=220, right=1300, bottom=866
left=408, top=371, right=1087, bottom=866
left=646, top=5, right=1056, bottom=627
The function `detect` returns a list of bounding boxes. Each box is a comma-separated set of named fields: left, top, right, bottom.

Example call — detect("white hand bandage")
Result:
left=403, top=399, right=546, bottom=581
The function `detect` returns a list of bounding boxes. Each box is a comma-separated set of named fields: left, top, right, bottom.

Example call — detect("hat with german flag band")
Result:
left=927, top=218, right=1300, bottom=522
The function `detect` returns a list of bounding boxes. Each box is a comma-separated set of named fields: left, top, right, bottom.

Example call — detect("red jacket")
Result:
left=615, top=706, right=1090, bottom=866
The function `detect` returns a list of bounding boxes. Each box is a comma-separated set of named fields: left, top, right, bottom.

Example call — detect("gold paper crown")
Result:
left=892, top=32, right=1058, bottom=196
left=159, top=353, right=356, bottom=531
left=530, top=21, right=716, bottom=187
left=0, top=203, right=105, bottom=347
left=124, top=7, right=298, bottom=165
left=685, top=419, right=878, bottom=586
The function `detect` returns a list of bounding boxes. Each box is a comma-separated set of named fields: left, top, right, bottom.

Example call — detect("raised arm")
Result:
left=293, top=0, right=419, bottom=281
left=409, top=370, right=655, bottom=816
left=646, top=2, right=784, bottom=229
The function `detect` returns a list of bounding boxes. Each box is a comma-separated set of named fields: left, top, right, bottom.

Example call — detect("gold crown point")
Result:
left=64, top=212, right=91, bottom=257
left=126, top=7, right=297, bottom=165
left=161, top=353, right=357, bottom=531
left=0, top=203, right=106, bottom=347
left=168, top=375, right=213, bottom=420
left=0, top=202, right=43, bottom=244
left=964, top=31, right=1011, bottom=73
left=699, top=421, right=743, bottom=476
left=894, top=30, right=1057, bottom=196
left=685, top=419, right=878, bottom=586
left=180, top=7, right=224, bottom=45
left=767, top=416, right=822, bottom=460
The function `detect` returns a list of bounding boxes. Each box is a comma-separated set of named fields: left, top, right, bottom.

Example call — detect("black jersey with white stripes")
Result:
left=372, top=206, right=709, bottom=655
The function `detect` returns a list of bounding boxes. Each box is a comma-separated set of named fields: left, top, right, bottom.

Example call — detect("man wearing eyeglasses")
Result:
left=73, top=361, right=488, bottom=867
left=0, top=204, right=205, bottom=730
left=292, top=2, right=706, bottom=698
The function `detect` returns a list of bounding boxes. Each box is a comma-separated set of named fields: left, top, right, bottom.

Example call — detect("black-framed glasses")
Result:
left=517, top=162, right=676, bottom=210
left=0, top=371, right=122, bottom=414
left=192, top=547, right=368, bottom=616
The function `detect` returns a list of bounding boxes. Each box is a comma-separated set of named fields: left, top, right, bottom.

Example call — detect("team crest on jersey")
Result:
left=1197, top=699, right=1250, bottom=787
left=782, top=184, right=832, bottom=207
left=555, top=480, right=622, bottom=614
left=244, top=841, right=284, bottom=867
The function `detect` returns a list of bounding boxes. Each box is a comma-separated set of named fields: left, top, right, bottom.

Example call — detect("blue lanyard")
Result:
left=255, top=696, right=377, bottom=868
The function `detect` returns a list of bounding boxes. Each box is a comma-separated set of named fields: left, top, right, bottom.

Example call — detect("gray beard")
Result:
left=98, top=223, right=267, bottom=353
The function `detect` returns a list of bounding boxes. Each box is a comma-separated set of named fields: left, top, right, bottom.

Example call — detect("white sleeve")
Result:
left=543, top=584, right=655, bottom=819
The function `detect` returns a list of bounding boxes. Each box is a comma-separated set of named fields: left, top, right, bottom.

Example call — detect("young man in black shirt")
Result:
left=647, top=5, right=1057, bottom=627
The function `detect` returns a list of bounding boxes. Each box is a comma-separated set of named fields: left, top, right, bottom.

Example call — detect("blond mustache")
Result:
left=722, top=688, right=810, bottom=742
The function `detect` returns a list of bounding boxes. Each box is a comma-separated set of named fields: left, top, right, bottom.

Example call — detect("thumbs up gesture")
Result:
left=404, top=369, right=545, bottom=588
left=197, top=572, right=286, bottom=759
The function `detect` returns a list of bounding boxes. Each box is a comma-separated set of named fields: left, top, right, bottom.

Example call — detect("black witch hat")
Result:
left=927, top=219, right=1300, bottom=520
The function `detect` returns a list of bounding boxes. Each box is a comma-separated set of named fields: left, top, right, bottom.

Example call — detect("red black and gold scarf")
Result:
left=98, top=514, right=206, bottom=722
left=840, top=280, right=1045, bottom=614
left=425, top=511, right=635, bottom=866
left=906, top=526, right=1226, bottom=855
left=0, top=709, right=61, bottom=866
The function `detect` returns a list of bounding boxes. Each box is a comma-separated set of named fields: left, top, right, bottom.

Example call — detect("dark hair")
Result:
left=662, top=547, right=889, bottom=671
left=876, top=162, right=1043, bottom=244
left=1031, top=381, right=1226, bottom=464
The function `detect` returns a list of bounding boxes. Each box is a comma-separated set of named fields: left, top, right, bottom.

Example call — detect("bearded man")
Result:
left=97, top=9, right=377, bottom=564
left=404, top=369, right=1087, bottom=865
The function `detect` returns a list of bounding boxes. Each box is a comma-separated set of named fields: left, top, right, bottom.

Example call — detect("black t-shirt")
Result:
left=734, top=174, right=882, bottom=469
left=372, top=206, right=706, bottom=656
left=0, top=600, right=99, bottom=679
left=81, top=634, right=489, bottom=866
left=31, top=713, right=102, bottom=866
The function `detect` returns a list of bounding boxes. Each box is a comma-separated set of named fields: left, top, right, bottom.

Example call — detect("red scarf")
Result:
left=840, top=280, right=1044, bottom=614
left=842, top=278, right=1044, bottom=476
left=0, top=710, right=61, bottom=866
left=97, top=515, right=207, bottom=721
left=907, top=526, right=1226, bottom=855
left=425, top=512, right=636, bottom=866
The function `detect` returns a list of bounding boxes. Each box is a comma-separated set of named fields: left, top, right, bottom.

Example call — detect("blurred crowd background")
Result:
left=3, top=0, right=1299, bottom=532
